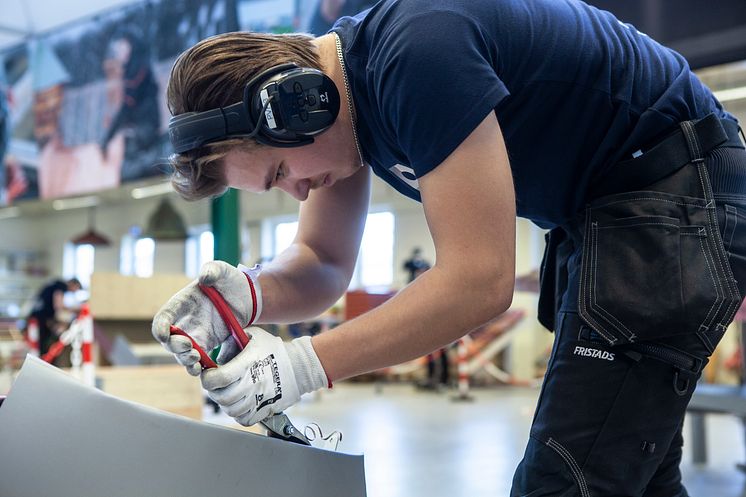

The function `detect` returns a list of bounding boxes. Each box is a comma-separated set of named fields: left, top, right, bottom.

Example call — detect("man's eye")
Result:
left=275, top=165, right=284, bottom=181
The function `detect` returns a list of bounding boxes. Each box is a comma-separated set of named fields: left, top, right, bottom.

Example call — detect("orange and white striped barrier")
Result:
left=41, top=304, right=96, bottom=387
left=70, top=304, right=95, bottom=387
left=81, top=304, right=95, bottom=387
left=26, top=317, right=40, bottom=356
left=41, top=340, right=66, bottom=363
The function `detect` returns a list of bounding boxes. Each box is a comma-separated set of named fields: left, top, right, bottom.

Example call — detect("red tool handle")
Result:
left=198, top=284, right=251, bottom=350
left=167, top=284, right=251, bottom=370
left=169, top=325, right=217, bottom=369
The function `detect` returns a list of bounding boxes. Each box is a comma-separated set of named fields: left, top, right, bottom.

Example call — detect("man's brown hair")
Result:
left=167, top=32, right=321, bottom=200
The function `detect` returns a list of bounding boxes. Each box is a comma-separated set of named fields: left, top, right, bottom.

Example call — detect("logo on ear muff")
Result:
left=168, top=63, right=340, bottom=153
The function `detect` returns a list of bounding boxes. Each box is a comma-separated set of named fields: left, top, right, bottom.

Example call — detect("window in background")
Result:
left=353, top=211, right=395, bottom=290
left=63, top=243, right=95, bottom=289
left=274, top=221, right=299, bottom=256
left=119, top=234, right=134, bottom=275
left=186, top=230, right=214, bottom=278
left=265, top=211, right=395, bottom=290
left=120, top=226, right=155, bottom=277
left=261, top=215, right=299, bottom=261
left=241, top=223, right=258, bottom=267
left=133, top=238, right=155, bottom=277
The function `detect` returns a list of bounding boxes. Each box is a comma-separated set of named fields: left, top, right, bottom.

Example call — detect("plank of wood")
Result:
left=95, top=364, right=203, bottom=420
left=89, top=272, right=191, bottom=320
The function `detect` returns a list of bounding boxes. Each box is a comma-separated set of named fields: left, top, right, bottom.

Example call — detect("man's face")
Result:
left=222, top=141, right=359, bottom=201
left=103, top=39, right=132, bottom=78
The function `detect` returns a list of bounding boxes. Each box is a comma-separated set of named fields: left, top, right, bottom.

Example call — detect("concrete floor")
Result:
left=204, top=382, right=746, bottom=497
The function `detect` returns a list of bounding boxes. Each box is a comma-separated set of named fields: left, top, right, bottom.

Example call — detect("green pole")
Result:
left=210, top=188, right=240, bottom=362
left=211, top=188, right=241, bottom=266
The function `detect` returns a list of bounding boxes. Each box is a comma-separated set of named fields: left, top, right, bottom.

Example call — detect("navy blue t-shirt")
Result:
left=332, top=0, right=733, bottom=228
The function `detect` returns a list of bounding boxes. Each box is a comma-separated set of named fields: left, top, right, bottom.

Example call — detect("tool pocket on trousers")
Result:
left=718, top=199, right=746, bottom=300
left=579, top=192, right=730, bottom=346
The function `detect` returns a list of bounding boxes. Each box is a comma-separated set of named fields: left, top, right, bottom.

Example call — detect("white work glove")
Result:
left=202, top=328, right=329, bottom=426
left=151, top=261, right=262, bottom=375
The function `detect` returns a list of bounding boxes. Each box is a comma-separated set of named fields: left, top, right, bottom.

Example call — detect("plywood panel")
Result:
left=95, top=364, right=203, bottom=420
left=89, top=272, right=191, bottom=320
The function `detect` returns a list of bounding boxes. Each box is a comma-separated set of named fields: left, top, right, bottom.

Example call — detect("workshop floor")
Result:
left=204, top=382, right=746, bottom=497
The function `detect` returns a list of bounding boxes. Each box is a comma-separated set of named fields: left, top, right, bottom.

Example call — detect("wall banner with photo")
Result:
left=0, top=0, right=377, bottom=205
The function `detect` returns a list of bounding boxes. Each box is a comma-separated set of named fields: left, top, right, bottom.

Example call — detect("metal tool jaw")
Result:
left=262, top=412, right=311, bottom=445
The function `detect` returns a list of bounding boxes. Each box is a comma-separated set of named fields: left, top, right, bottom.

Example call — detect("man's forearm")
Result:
left=312, top=263, right=514, bottom=382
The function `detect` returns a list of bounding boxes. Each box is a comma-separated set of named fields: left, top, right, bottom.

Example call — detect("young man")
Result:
left=153, top=0, right=746, bottom=494
left=30, top=278, right=82, bottom=357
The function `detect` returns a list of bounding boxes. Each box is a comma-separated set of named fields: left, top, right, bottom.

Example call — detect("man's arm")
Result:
left=313, top=112, right=516, bottom=381
left=151, top=165, right=369, bottom=375
left=255, top=162, right=371, bottom=324
left=198, top=113, right=516, bottom=425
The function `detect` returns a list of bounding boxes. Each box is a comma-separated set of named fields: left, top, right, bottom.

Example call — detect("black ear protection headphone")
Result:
left=168, top=63, right=341, bottom=153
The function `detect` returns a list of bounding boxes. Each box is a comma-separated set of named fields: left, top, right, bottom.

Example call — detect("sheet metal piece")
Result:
left=0, top=357, right=366, bottom=497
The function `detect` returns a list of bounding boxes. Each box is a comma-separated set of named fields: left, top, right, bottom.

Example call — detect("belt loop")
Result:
left=680, top=119, right=704, bottom=163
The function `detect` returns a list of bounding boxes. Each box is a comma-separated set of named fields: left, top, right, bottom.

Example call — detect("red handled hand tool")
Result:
left=169, top=284, right=311, bottom=446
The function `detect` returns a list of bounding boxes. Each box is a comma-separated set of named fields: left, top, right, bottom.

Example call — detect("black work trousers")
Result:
left=511, top=116, right=746, bottom=497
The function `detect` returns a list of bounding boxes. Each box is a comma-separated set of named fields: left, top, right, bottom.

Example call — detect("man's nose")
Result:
left=281, top=178, right=311, bottom=201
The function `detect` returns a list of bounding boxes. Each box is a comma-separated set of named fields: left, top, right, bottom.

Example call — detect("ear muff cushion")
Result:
left=247, top=66, right=340, bottom=146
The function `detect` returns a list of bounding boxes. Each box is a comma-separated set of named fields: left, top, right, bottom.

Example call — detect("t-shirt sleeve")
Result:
left=375, top=11, right=509, bottom=178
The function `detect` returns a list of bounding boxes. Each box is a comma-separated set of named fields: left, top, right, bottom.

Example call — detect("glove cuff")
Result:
left=238, top=264, right=263, bottom=325
left=285, top=336, right=330, bottom=395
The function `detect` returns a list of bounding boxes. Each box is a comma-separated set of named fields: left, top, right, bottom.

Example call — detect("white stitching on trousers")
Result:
left=546, top=437, right=591, bottom=497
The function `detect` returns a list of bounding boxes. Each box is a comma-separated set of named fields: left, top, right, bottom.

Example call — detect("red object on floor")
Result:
left=344, top=290, right=397, bottom=321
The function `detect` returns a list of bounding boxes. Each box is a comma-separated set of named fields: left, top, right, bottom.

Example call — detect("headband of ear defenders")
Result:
left=168, top=63, right=341, bottom=153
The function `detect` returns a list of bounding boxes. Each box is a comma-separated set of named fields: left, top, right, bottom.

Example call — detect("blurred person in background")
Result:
left=29, top=278, right=82, bottom=360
